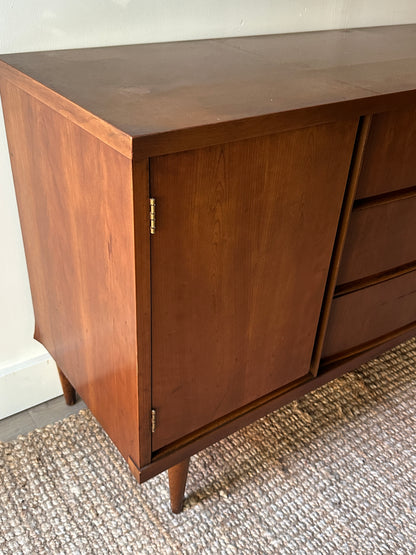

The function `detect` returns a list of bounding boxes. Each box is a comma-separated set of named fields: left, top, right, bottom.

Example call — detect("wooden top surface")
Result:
left=1, top=25, right=416, bottom=157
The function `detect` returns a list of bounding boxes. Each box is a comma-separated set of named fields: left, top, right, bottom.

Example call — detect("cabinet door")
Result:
left=150, top=120, right=358, bottom=450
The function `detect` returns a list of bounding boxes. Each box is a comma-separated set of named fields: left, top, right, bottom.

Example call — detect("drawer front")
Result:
left=356, top=108, right=416, bottom=199
left=323, top=270, right=416, bottom=360
left=337, top=195, right=416, bottom=286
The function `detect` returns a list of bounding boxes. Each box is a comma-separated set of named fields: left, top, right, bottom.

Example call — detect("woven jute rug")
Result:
left=1, top=340, right=416, bottom=554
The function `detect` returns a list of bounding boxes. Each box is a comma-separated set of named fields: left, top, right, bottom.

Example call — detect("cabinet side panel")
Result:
left=1, top=81, right=140, bottom=461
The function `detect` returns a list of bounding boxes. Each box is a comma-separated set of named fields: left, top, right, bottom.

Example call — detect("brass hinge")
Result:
left=150, top=198, right=156, bottom=235
left=151, top=408, right=157, bottom=433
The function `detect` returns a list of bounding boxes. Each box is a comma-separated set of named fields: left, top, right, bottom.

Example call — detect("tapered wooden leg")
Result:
left=168, top=458, right=190, bottom=514
left=57, top=367, right=76, bottom=405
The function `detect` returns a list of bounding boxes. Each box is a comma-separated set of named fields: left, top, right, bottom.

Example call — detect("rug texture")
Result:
left=1, top=339, right=416, bottom=554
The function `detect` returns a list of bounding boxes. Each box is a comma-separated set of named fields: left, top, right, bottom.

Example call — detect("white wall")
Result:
left=1, top=0, right=416, bottom=418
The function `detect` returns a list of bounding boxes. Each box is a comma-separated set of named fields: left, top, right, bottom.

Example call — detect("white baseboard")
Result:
left=0, top=354, right=62, bottom=419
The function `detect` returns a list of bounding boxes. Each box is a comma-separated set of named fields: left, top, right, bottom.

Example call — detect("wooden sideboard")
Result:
left=1, top=24, right=416, bottom=513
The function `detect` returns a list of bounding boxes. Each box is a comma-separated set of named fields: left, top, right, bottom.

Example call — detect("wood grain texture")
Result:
left=132, top=160, right=152, bottom=467
left=322, top=270, right=416, bottom=360
left=3, top=25, right=416, bottom=508
left=2, top=25, right=416, bottom=157
left=337, top=194, right=416, bottom=286
left=319, top=327, right=416, bottom=373
left=150, top=120, right=358, bottom=450
left=130, top=94, right=416, bottom=159
left=310, top=115, right=373, bottom=376
left=322, top=321, right=416, bottom=366
left=356, top=108, right=416, bottom=199
left=0, top=80, right=141, bottom=462
left=336, top=262, right=416, bottom=297
left=0, top=62, right=132, bottom=157
left=130, top=324, right=416, bottom=483
left=354, top=185, right=416, bottom=210
left=168, top=458, right=190, bottom=514
left=57, top=367, right=76, bottom=406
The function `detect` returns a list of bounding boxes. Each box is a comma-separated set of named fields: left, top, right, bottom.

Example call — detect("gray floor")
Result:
left=0, top=396, right=87, bottom=442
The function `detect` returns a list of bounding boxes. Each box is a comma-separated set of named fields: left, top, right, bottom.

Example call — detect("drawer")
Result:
left=356, top=108, right=416, bottom=199
left=322, top=270, right=416, bottom=360
left=337, top=195, right=416, bottom=286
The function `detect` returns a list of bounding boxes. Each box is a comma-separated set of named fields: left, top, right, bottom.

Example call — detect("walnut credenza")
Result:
left=1, top=25, right=416, bottom=513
